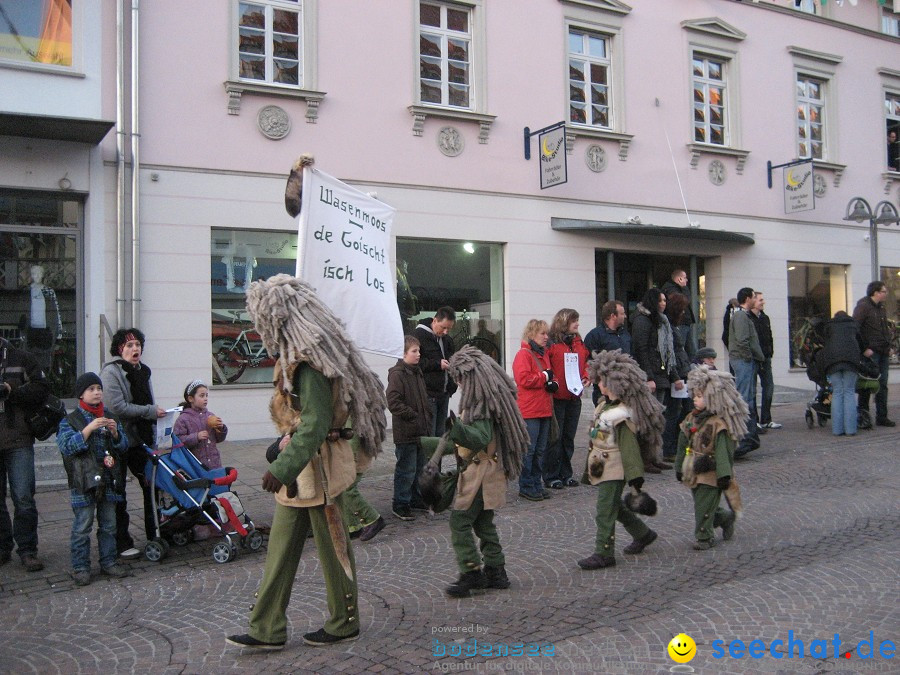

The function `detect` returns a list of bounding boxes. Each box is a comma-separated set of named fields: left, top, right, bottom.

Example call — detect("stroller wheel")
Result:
left=247, top=530, right=264, bottom=552
left=805, top=409, right=814, bottom=429
left=817, top=414, right=827, bottom=427
left=171, top=530, right=193, bottom=547
left=212, top=541, right=236, bottom=564
left=145, top=539, right=168, bottom=562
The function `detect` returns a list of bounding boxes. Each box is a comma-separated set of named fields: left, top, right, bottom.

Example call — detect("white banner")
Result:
left=539, top=124, right=567, bottom=189
left=297, top=168, right=404, bottom=358
left=783, top=161, right=814, bottom=214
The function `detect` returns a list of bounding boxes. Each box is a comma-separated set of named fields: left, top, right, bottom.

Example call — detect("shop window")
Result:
left=0, top=192, right=81, bottom=400
left=396, top=238, right=504, bottom=364
left=880, top=266, right=900, bottom=365
left=786, top=261, right=847, bottom=368
left=0, top=0, right=73, bottom=68
left=210, top=228, right=297, bottom=385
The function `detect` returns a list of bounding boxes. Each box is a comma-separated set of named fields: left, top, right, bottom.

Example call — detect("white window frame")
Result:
left=409, top=0, right=494, bottom=143
left=233, top=0, right=303, bottom=88
left=789, top=46, right=844, bottom=185
left=691, top=53, right=728, bottom=147
left=417, top=1, right=474, bottom=110
left=225, top=0, right=322, bottom=117
left=886, top=89, right=900, bottom=173
left=883, top=7, right=900, bottom=37
left=0, top=0, right=83, bottom=76
left=567, top=28, right=614, bottom=131
left=796, top=73, right=826, bottom=160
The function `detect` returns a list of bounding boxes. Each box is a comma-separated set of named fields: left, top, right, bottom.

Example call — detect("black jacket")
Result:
left=661, top=280, right=696, bottom=325
left=584, top=324, right=632, bottom=356
left=852, top=297, right=891, bottom=355
left=749, top=310, right=774, bottom=359
left=630, top=304, right=689, bottom=389
left=415, top=319, right=457, bottom=398
left=386, top=359, right=433, bottom=443
left=819, top=315, right=863, bottom=375
left=0, top=338, right=50, bottom=450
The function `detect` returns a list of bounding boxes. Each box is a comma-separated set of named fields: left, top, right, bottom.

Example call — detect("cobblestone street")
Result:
left=1, top=388, right=898, bottom=674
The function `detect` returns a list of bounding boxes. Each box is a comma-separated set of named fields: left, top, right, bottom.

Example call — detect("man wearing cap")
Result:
left=0, top=337, right=49, bottom=572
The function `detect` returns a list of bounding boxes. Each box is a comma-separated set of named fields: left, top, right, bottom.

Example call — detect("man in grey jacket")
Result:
left=728, top=287, right=764, bottom=457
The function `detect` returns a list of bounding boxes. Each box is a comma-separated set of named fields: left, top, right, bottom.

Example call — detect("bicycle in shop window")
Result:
left=211, top=311, right=276, bottom=384
left=449, top=309, right=502, bottom=364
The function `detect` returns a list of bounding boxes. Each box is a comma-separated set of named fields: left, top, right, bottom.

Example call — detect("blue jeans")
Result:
left=0, top=444, right=38, bottom=558
left=520, top=417, right=550, bottom=495
left=71, top=500, right=117, bottom=571
left=731, top=359, right=759, bottom=451
left=429, top=395, right=450, bottom=437
left=828, top=368, right=858, bottom=436
left=858, top=352, right=890, bottom=422
left=392, top=441, right=425, bottom=509
left=542, top=398, right=582, bottom=483
left=756, top=357, right=775, bottom=425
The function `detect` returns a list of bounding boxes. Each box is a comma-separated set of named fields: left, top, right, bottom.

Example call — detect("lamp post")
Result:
left=843, top=197, right=900, bottom=282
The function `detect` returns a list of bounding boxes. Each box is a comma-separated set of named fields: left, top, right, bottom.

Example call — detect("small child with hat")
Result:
left=56, top=372, right=131, bottom=585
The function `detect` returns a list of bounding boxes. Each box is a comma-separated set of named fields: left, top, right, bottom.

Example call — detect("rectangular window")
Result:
left=796, top=74, right=826, bottom=160
left=568, top=29, right=611, bottom=128
left=210, top=229, right=297, bottom=385
left=786, top=262, right=847, bottom=368
left=886, top=92, right=899, bottom=172
left=418, top=1, right=472, bottom=109
left=882, top=7, right=900, bottom=37
left=0, top=192, right=82, bottom=401
left=880, top=267, right=900, bottom=365
left=692, top=54, right=727, bottom=146
left=793, top=0, right=817, bottom=14
left=237, top=0, right=301, bottom=86
left=396, top=239, right=504, bottom=365
left=0, top=0, right=72, bottom=67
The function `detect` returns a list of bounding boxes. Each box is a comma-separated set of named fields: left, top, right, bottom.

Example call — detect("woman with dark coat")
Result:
left=630, top=288, right=686, bottom=470
left=819, top=311, right=864, bottom=436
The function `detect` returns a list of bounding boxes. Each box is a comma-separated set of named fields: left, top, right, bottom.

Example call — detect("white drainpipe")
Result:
left=130, top=0, right=141, bottom=328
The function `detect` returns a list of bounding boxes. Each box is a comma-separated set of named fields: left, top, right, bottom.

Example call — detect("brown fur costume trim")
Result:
left=686, top=366, right=748, bottom=441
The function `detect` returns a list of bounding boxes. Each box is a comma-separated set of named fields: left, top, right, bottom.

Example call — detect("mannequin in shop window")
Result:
left=21, top=265, right=61, bottom=371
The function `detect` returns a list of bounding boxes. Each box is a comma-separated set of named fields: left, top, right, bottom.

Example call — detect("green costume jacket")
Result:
left=674, top=411, right=734, bottom=489
left=585, top=399, right=643, bottom=484
left=269, top=363, right=356, bottom=507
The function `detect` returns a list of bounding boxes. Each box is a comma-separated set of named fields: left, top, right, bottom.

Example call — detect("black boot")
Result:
left=446, top=570, right=488, bottom=598
left=484, top=565, right=510, bottom=589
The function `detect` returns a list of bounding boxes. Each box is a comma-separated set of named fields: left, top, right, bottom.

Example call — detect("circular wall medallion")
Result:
left=437, top=126, right=464, bottom=157
left=813, top=173, right=827, bottom=198
left=257, top=105, right=291, bottom=140
left=708, top=159, right=726, bottom=186
left=585, top=144, right=607, bottom=173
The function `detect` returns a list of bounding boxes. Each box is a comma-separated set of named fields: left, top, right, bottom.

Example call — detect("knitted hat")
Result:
left=695, top=347, right=717, bottom=361
left=74, top=372, right=102, bottom=398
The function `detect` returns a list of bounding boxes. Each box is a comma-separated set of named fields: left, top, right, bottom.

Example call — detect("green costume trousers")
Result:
left=449, top=488, right=504, bottom=574
left=340, top=473, right=380, bottom=534
left=692, top=484, right=730, bottom=542
left=594, top=480, right=651, bottom=555
left=248, top=497, right=358, bottom=643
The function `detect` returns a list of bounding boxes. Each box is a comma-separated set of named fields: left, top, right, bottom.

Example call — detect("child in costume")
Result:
left=578, top=350, right=665, bottom=570
left=56, top=373, right=131, bottom=585
left=420, top=345, right=528, bottom=598
left=674, top=365, right=746, bottom=550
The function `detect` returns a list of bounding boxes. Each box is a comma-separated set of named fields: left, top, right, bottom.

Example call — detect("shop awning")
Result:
left=551, top=218, right=755, bottom=244
left=0, top=112, right=114, bottom=145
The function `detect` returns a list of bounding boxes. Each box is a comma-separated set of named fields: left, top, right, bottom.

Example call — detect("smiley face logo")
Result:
left=668, top=633, right=697, bottom=663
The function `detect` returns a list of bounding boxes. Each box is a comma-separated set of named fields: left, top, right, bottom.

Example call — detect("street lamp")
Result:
left=843, top=197, right=900, bottom=281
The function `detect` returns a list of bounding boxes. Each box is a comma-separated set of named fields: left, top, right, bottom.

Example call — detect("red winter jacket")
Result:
left=547, top=336, right=589, bottom=401
left=513, top=341, right=553, bottom=419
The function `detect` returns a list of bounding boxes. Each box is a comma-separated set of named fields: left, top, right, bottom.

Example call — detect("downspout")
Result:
left=130, top=0, right=141, bottom=328
left=115, top=0, right=126, bottom=327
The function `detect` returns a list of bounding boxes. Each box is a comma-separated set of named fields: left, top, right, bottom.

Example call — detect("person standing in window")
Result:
left=543, top=309, right=589, bottom=490
left=100, top=329, right=167, bottom=559
left=853, top=281, right=894, bottom=428
left=415, top=307, right=457, bottom=437
left=887, top=129, right=899, bottom=172
left=513, top=320, right=555, bottom=501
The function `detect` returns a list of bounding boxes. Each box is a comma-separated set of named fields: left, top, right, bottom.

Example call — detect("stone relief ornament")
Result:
left=437, top=126, right=464, bottom=157
left=257, top=105, right=291, bottom=140
left=585, top=145, right=607, bottom=173
left=708, top=159, right=726, bottom=186
left=813, top=173, right=827, bottom=198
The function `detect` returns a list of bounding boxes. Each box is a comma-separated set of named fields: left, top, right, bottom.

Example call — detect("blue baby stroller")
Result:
left=143, top=436, right=263, bottom=563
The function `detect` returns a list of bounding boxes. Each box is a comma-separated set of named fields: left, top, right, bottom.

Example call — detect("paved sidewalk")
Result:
left=1, top=386, right=898, bottom=674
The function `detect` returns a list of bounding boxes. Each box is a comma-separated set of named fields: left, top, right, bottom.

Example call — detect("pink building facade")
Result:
left=1, top=0, right=899, bottom=439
